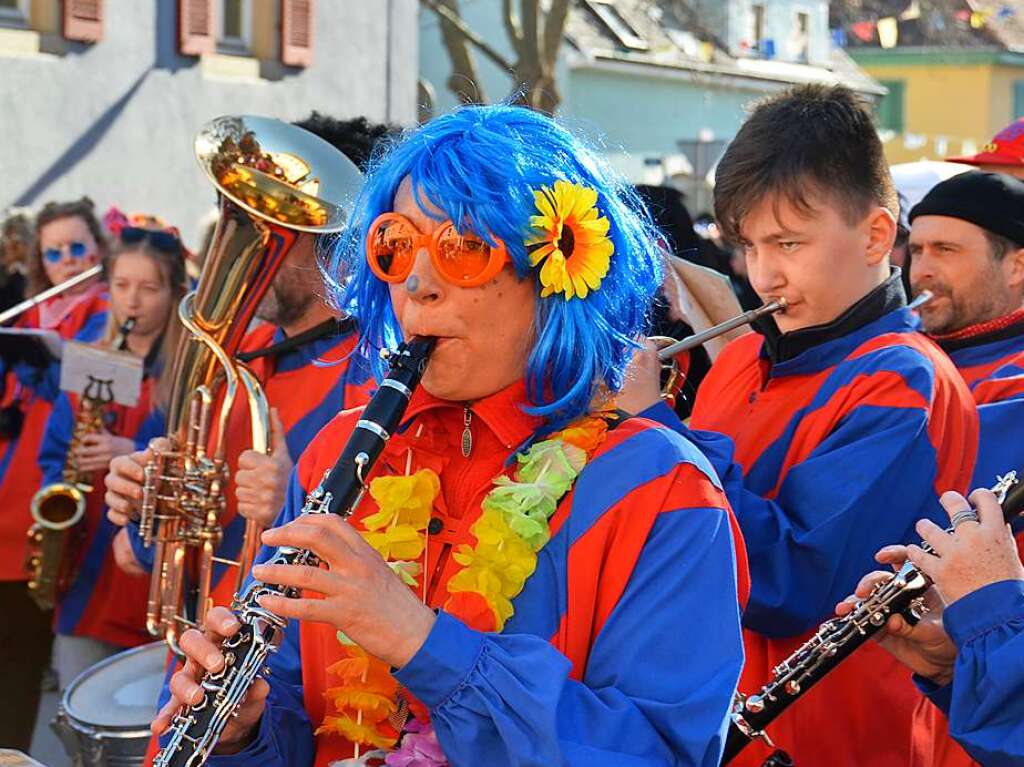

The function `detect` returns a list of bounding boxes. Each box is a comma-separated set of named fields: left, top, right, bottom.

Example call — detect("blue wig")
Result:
left=325, top=105, right=662, bottom=430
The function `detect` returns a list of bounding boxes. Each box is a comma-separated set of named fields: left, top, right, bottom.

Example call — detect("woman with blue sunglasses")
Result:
left=0, top=197, right=109, bottom=752
left=27, top=197, right=107, bottom=318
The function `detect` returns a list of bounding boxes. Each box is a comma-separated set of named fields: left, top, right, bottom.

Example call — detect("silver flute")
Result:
left=153, top=337, right=436, bottom=767
left=724, top=470, right=1024, bottom=764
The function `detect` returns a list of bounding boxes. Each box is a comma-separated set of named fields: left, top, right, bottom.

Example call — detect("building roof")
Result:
left=564, top=0, right=885, bottom=95
left=832, top=0, right=1024, bottom=52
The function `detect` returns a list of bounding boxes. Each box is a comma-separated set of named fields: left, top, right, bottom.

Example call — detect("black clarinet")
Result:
left=153, top=337, right=436, bottom=767
left=724, top=470, right=1024, bottom=764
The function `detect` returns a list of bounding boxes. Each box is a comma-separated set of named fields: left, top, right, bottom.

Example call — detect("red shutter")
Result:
left=179, top=0, right=215, bottom=56
left=281, top=0, right=314, bottom=67
left=63, top=0, right=104, bottom=43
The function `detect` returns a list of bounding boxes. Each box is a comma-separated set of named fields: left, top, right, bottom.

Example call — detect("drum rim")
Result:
left=59, top=640, right=166, bottom=733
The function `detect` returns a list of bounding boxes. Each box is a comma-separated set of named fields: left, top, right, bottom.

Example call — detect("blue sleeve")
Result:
left=395, top=505, right=745, bottom=767
left=76, top=311, right=108, bottom=343
left=636, top=404, right=750, bottom=523
left=126, top=520, right=154, bottom=572
left=637, top=401, right=684, bottom=431
left=135, top=407, right=166, bottom=450
left=13, top=358, right=59, bottom=402
left=973, top=396, right=1024, bottom=491
left=914, top=675, right=953, bottom=716
left=203, top=469, right=315, bottom=767
left=15, top=315, right=107, bottom=401
left=38, top=393, right=73, bottom=485
left=667, top=404, right=943, bottom=636
left=934, top=579, right=1024, bottom=767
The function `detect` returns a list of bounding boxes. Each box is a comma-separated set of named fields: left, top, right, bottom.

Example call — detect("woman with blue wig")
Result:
left=156, top=104, right=748, bottom=767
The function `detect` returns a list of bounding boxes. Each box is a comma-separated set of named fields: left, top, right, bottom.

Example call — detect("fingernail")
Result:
left=226, top=618, right=240, bottom=631
left=206, top=653, right=222, bottom=669
left=192, top=689, right=203, bottom=704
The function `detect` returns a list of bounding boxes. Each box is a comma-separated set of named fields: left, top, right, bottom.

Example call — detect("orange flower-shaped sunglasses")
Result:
left=365, top=213, right=510, bottom=288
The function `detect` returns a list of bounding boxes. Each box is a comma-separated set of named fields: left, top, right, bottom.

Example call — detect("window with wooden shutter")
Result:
left=63, top=0, right=103, bottom=42
left=179, top=0, right=215, bottom=56
left=280, top=0, right=313, bottom=67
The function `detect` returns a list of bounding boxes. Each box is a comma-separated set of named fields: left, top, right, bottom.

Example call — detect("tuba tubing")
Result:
left=140, top=116, right=364, bottom=650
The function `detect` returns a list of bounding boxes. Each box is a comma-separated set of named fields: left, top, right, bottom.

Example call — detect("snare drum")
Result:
left=52, top=642, right=168, bottom=767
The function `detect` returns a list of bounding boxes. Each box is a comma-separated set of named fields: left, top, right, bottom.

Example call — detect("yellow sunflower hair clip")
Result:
left=526, top=179, right=614, bottom=300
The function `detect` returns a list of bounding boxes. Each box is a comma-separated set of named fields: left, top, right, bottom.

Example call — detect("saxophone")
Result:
left=152, top=337, right=436, bottom=767
left=138, top=116, right=363, bottom=651
left=723, top=470, right=1024, bottom=764
left=25, top=318, right=135, bottom=611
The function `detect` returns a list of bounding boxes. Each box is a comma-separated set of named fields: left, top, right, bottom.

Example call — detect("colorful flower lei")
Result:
left=320, top=412, right=612, bottom=766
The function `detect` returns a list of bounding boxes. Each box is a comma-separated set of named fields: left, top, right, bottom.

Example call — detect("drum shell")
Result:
left=52, top=642, right=166, bottom=767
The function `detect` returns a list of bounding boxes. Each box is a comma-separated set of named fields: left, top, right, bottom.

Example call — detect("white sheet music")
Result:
left=59, top=342, right=144, bottom=407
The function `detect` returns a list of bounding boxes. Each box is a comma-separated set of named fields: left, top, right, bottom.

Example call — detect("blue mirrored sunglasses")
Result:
left=43, top=241, right=89, bottom=263
left=119, top=226, right=181, bottom=254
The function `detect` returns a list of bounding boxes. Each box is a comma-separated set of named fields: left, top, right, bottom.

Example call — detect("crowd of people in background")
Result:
left=1, top=89, right=1023, bottom=767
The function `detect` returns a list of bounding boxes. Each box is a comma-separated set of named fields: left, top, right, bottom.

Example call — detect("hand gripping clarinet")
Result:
left=153, top=337, right=436, bottom=767
left=724, top=470, right=1024, bottom=765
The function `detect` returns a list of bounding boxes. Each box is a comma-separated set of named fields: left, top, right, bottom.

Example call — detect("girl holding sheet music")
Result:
left=37, top=216, right=188, bottom=690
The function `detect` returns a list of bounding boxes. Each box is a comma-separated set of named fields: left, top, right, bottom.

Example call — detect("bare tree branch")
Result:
left=421, top=0, right=515, bottom=72
left=502, top=0, right=524, bottom=60
left=423, top=0, right=566, bottom=114
left=541, top=0, right=571, bottom=69
left=433, top=0, right=488, bottom=104
left=520, top=0, right=540, bottom=66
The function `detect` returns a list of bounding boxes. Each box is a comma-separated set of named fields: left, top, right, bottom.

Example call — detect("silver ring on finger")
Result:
left=951, top=509, right=980, bottom=529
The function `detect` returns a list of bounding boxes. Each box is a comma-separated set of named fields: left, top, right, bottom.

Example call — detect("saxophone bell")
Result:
left=24, top=317, right=135, bottom=611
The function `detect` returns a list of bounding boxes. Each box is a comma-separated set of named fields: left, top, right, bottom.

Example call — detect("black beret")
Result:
left=909, top=170, right=1024, bottom=246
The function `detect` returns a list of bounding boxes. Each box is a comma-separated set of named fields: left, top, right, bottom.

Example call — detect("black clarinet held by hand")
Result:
left=723, top=470, right=1024, bottom=765
left=153, top=337, right=436, bottom=767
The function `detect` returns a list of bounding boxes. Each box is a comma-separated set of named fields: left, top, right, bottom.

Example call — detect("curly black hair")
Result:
left=292, top=112, right=400, bottom=171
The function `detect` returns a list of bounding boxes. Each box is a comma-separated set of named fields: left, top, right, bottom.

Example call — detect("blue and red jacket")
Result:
left=915, top=579, right=1024, bottom=767
left=645, top=273, right=979, bottom=766
left=38, top=380, right=163, bottom=647
left=0, top=289, right=108, bottom=582
left=936, top=308, right=1024, bottom=490
left=197, top=380, right=750, bottom=767
left=127, top=319, right=374, bottom=587
left=908, top=310, right=1024, bottom=767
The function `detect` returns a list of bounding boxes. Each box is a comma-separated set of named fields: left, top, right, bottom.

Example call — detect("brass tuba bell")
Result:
left=139, top=116, right=363, bottom=650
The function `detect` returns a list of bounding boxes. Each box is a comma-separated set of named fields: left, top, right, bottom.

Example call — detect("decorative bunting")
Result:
left=899, top=1, right=922, bottom=21
left=877, top=17, right=899, bottom=48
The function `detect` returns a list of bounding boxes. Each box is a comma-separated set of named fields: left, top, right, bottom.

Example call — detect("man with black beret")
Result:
left=909, top=170, right=1024, bottom=491
left=908, top=167, right=1024, bottom=764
